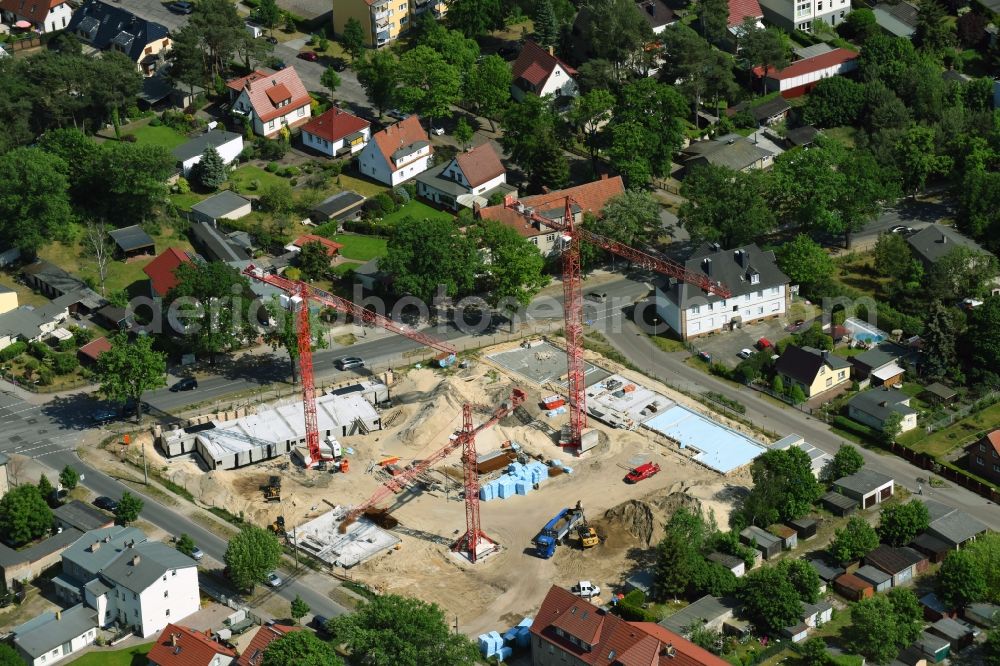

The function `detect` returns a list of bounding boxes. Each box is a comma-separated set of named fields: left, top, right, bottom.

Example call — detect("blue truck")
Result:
left=533, top=505, right=585, bottom=558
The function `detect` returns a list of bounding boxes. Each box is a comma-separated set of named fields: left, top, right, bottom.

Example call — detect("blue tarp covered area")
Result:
left=643, top=405, right=766, bottom=473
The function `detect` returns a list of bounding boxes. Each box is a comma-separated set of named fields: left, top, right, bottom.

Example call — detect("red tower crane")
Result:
left=338, top=388, right=527, bottom=552
left=242, top=265, right=457, bottom=468
left=502, top=194, right=731, bottom=450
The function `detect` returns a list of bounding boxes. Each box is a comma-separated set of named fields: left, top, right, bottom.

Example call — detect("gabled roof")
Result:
left=0, top=0, right=67, bottom=25
left=454, top=143, right=506, bottom=188
left=855, top=565, right=892, bottom=586
left=66, top=0, right=169, bottom=62
left=785, top=126, right=819, bottom=147
left=635, top=0, right=676, bottom=29
left=981, top=431, right=1000, bottom=457
left=236, top=625, right=303, bottom=666
left=191, top=221, right=250, bottom=263
left=370, top=115, right=430, bottom=172
left=659, top=595, right=737, bottom=634
left=848, top=388, right=916, bottom=422
left=834, top=572, right=872, bottom=592
left=478, top=176, right=625, bottom=238
left=775, top=345, right=851, bottom=386
left=750, top=97, right=791, bottom=122
left=906, top=224, right=986, bottom=265
left=925, top=509, right=987, bottom=547
left=13, top=604, right=97, bottom=658
left=660, top=243, right=789, bottom=309
left=143, top=247, right=193, bottom=296
left=100, top=541, right=197, bottom=593
left=227, top=67, right=311, bottom=123
left=683, top=134, right=774, bottom=171
left=727, top=0, right=763, bottom=27
left=292, top=234, right=344, bottom=257
left=755, top=48, right=859, bottom=81
left=190, top=191, right=252, bottom=221
left=77, top=336, right=111, bottom=362
left=852, top=349, right=896, bottom=371
left=172, top=130, right=242, bottom=163
left=313, top=191, right=365, bottom=218
left=807, top=556, right=845, bottom=582
left=147, top=624, right=237, bottom=666
left=512, top=40, right=577, bottom=90
left=834, top=469, right=894, bottom=495
left=531, top=586, right=729, bottom=666
left=302, top=107, right=370, bottom=143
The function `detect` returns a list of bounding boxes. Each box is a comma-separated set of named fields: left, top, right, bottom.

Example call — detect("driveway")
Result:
left=689, top=316, right=792, bottom=368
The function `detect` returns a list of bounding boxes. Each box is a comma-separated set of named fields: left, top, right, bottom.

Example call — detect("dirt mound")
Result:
left=604, top=492, right=704, bottom=546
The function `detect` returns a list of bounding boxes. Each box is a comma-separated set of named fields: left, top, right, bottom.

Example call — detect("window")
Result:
left=977, top=456, right=984, bottom=465
left=744, top=294, right=750, bottom=302
left=994, top=450, right=998, bottom=458
left=172, top=570, right=177, bottom=576
left=838, top=371, right=845, bottom=380
left=981, top=444, right=987, bottom=452
left=692, top=305, right=700, bottom=314
left=166, top=609, right=171, bottom=616
left=133, top=592, right=138, bottom=600
left=994, top=465, right=1000, bottom=473
left=297, top=107, right=305, bottom=117
left=757, top=306, right=764, bottom=315
left=164, top=590, right=169, bottom=597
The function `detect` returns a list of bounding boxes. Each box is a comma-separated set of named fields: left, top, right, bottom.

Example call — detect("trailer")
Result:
left=533, top=505, right=585, bottom=558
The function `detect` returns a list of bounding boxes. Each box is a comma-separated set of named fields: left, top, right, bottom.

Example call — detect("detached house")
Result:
left=477, top=176, right=625, bottom=256
left=235, top=624, right=303, bottom=666
left=654, top=244, right=789, bottom=341
left=0, top=0, right=72, bottom=33
left=774, top=345, right=852, bottom=398
left=357, top=115, right=432, bottom=186
left=511, top=41, right=578, bottom=101
left=66, top=0, right=171, bottom=76
left=148, top=624, right=236, bottom=666
left=172, top=130, right=243, bottom=178
left=416, top=142, right=510, bottom=210
left=965, top=430, right=1000, bottom=485
left=758, top=0, right=849, bottom=33
left=226, top=68, right=312, bottom=138
left=301, top=107, right=371, bottom=157
left=847, top=387, right=918, bottom=434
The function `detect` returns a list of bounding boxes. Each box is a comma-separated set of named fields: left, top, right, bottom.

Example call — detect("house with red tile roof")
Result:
left=0, top=0, right=72, bottom=32
left=143, top=247, right=193, bottom=298
left=235, top=624, right=302, bottom=666
left=301, top=107, right=371, bottom=157
left=357, top=115, right=432, bottom=186
left=285, top=234, right=345, bottom=258
left=727, top=0, right=764, bottom=34
left=147, top=624, right=236, bottom=666
left=753, top=48, right=859, bottom=98
left=965, top=430, right=1000, bottom=485
left=477, top=175, right=625, bottom=255
left=226, top=67, right=312, bottom=138
left=511, top=41, right=579, bottom=101
left=530, top=585, right=729, bottom=666
left=416, top=142, right=511, bottom=210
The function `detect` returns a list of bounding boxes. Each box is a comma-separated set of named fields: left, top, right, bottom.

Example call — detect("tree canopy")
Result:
left=382, top=216, right=479, bottom=302
left=733, top=447, right=821, bottom=528
left=877, top=500, right=930, bottom=547
left=263, top=629, right=343, bottom=666
left=224, top=525, right=283, bottom=592
left=0, top=485, right=53, bottom=546
left=95, top=333, right=167, bottom=424
left=776, top=235, right=834, bottom=294
left=824, top=445, right=865, bottom=482
left=828, top=516, right=879, bottom=565
left=114, top=491, right=143, bottom=525
left=679, top=164, right=774, bottom=248
left=0, top=148, right=74, bottom=255
left=937, top=549, right=987, bottom=609
left=737, top=565, right=804, bottom=635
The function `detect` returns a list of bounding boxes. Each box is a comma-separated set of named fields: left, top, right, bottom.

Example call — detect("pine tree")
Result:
left=194, top=146, right=228, bottom=190
left=37, top=475, right=55, bottom=505
left=921, top=303, right=958, bottom=382
left=533, top=0, right=559, bottom=48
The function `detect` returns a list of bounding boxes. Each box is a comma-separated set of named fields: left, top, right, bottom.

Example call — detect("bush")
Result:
left=29, top=342, right=51, bottom=361
left=51, top=353, right=78, bottom=375
left=266, top=162, right=279, bottom=173
left=256, top=137, right=289, bottom=161
left=289, top=178, right=298, bottom=187
left=833, top=415, right=879, bottom=441
left=249, top=178, right=261, bottom=191
left=279, top=166, right=300, bottom=177
left=0, top=341, right=27, bottom=362
left=174, top=177, right=190, bottom=194
left=121, top=134, right=138, bottom=143
left=149, top=117, right=163, bottom=127
left=37, top=368, right=53, bottom=385
left=57, top=339, right=75, bottom=353
left=393, top=185, right=411, bottom=204
left=325, top=161, right=344, bottom=176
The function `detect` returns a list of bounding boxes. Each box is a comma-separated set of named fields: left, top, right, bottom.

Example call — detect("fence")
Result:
left=6, top=35, right=42, bottom=51
left=922, top=390, right=1000, bottom=433
left=884, top=440, right=1000, bottom=502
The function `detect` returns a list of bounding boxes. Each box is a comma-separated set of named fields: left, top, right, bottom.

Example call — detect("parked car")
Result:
left=585, top=291, right=608, bottom=302
left=190, top=547, right=204, bottom=561
left=330, top=58, right=347, bottom=71
left=890, top=225, right=915, bottom=234
left=266, top=571, right=283, bottom=587
left=170, top=377, right=198, bottom=392
left=298, top=51, right=319, bottom=61
left=334, top=357, right=364, bottom=371
left=168, top=1, right=194, bottom=13
left=697, top=351, right=712, bottom=363
left=737, top=348, right=754, bottom=359
left=624, top=462, right=661, bottom=483
left=755, top=337, right=772, bottom=351
left=570, top=581, right=601, bottom=599
left=430, top=126, right=445, bottom=136
left=785, top=319, right=806, bottom=332
left=90, top=408, right=118, bottom=425
left=387, top=109, right=409, bottom=120
left=271, top=60, right=286, bottom=70
left=265, top=35, right=278, bottom=44
left=312, top=615, right=330, bottom=633
left=94, top=496, right=119, bottom=512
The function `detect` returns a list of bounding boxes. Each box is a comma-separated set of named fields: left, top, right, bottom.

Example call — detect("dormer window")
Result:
left=750, top=271, right=760, bottom=284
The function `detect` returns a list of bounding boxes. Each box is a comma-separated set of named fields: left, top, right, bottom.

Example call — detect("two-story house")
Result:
left=0, top=0, right=72, bottom=33
left=654, top=244, right=789, bottom=340
left=357, top=115, right=432, bottom=186
left=66, top=0, right=171, bottom=76
left=416, top=142, right=509, bottom=210
left=758, top=0, right=849, bottom=33
left=774, top=345, right=852, bottom=398
left=147, top=624, right=237, bottom=666
left=301, top=106, right=371, bottom=157
left=847, top=387, right=918, bottom=434
left=226, top=68, right=312, bottom=138
left=332, top=0, right=445, bottom=48
left=476, top=175, right=625, bottom=256
left=511, top=41, right=579, bottom=101
left=54, top=527, right=200, bottom=638
left=965, top=430, right=1000, bottom=486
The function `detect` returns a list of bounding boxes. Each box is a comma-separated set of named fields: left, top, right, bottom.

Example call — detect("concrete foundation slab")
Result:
left=643, top=405, right=766, bottom=474
left=488, top=342, right=609, bottom=388
left=585, top=374, right=675, bottom=429
left=290, top=508, right=400, bottom=569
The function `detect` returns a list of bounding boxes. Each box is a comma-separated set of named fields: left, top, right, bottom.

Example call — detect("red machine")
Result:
left=502, top=195, right=731, bottom=451
left=624, top=461, right=661, bottom=484
left=242, top=265, right=457, bottom=468
left=339, top=388, right=526, bottom=548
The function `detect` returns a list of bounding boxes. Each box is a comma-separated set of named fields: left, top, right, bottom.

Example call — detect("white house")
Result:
left=357, top=115, right=432, bottom=186
left=655, top=244, right=790, bottom=341
left=226, top=67, right=312, bottom=138
left=13, top=604, right=99, bottom=666
left=510, top=40, right=578, bottom=101
left=847, top=388, right=919, bottom=435
left=301, top=106, right=371, bottom=157
left=758, top=0, right=849, bottom=33
left=0, top=0, right=73, bottom=33
left=172, top=130, right=244, bottom=178
left=416, top=142, right=508, bottom=210
left=54, top=527, right=200, bottom=639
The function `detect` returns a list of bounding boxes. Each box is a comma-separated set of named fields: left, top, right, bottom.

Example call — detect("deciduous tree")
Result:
left=697, top=0, right=729, bottom=42
left=465, top=55, right=511, bottom=132
left=453, top=117, right=473, bottom=148
left=852, top=595, right=903, bottom=664
left=92, top=142, right=176, bottom=223
left=224, top=525, right=282, bottom=592
left=0, top=148, right=74, bottom=256
left=825, top=445, right=864, bottom=482
left=802, top=77, right=865, bottom=127
left=176, top=533, right=196, bottom=557
left=887, top=588, right=925, bottom=645
left=0, top=485, right=52, bottom=546
left=472, top=221, right=547, bottom=328
left=59, top=466, right=79, bottom=491
left=575, top=0, right=653, bottom=73
left=878, top=500, right=931, bottom=546
left=0, top=644, right=23, bottom=666
left=114, top=491, right=143, bottom=526
left=829, top=516, right=879, bottom=564
left=967, top=298, right=1000, bottom=387
left=262, top=296, right=328, bottom=384
left=341, top=18, right=365, bottom=60
left=290, top=595, right=310, bottom=624
left=329, top=594, right=479, bottom=666
left=780, top=559, right=821, bottom=604
left=570, top=89, right=614, bottom=170
left=397, top=46, right=461, bottom=128
left=741, top=24, right=789, bottom=94
left=776, top=235, right=834, bottom=294
left=382, top=217, right=479, bottom=302
left=357, top=49, right=398, bottom=117
left=320, top=67, right=341, bottom=93
left=937, top=550, right=987, bottom=609
left=798, top=637, right=831, bottom=666
left=95, top=333, right=166, bottom=423
left=254, top=0, right=281, bottom=33
left=264, top=630, right=343, bottom=666
left=735, top=447, right=822, bottom=527
left=738, top=566, right=804, bottom=635
left=444, top=0, right=502, bottom=37
left=679, top=164, right=775, bottom=248
left=297, top=241, right=332, bottom=281
left=895, top=124, right=952, bottom=195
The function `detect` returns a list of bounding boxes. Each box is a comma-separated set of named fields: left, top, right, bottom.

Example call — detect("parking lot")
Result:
left=688, top=317, right=793, bottom=368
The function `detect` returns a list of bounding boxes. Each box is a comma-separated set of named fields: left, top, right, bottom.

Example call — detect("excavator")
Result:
left=263, top=476, right=281, bottom=502
left=267, top=515, right=286, bottom=537
left=578, top=520, right=600, bottom=549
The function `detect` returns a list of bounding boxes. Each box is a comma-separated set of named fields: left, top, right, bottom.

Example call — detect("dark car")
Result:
left=168, top=1, right=194, bottom=13
left=170, top=377, right=198, bottom=392
left=90, top=408, right=118, bottom=425
left=297, top=51, right=319, bottom=61
left=497, top=44, right=518, bottom=59
left=331, top=58, right=347, bottom=71
left=312, top=615, right=330, bottom=633
left=94, top=496, right=119, bottom=512
left=335, top=357, right=364, bottom=371
left=271, top=60, right=287, bottom=70
left=585, top=291, right=608, bottom=302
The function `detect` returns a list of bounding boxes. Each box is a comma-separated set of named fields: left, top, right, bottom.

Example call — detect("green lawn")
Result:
left=338, top=173, right=390, bottom=198
left=903, top=400, right=1000, bottom=457
left=381, top=200, right=455, bottom=225
left=168, top=191, right=208, bottom=212
left=227, top=165, right=288, bottom=194
left=131, top=123, right=189, bottom=150
left=69, top=642, right=153, bottom=665
left=331, top=262, right=361, bottom=276
left=330, top=234, right=387, bottom=261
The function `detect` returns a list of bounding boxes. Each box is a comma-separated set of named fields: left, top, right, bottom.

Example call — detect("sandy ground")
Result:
left=143, top=347, right=752, bottom=637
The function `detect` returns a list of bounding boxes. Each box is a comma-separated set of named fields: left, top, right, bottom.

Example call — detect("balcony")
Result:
left=375, top=18, right=389, bottom=29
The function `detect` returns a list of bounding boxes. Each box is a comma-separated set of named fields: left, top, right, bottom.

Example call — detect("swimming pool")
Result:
left=844, top=317, right=888, bottom=344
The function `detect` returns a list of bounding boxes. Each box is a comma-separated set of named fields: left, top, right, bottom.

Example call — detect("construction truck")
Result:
left=263, top=476, right=281, bottom=502
left=533, top=503, right=585, bottom=559
left=267, top=515, right=286, bottom=536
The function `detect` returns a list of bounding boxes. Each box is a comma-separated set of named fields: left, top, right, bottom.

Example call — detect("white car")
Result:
left=737, top=348, right=754, bottom=359
left=571, top=581, right=601, bottom=599
left=430, top=126, right=445, bottom=136
left=266, top=571, right=283, bottom=587
left=190, top=547, right=204, bottom=561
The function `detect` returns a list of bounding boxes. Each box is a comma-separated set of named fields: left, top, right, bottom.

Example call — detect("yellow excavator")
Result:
left=263, top=476, right=281, bottom=502
left=577, top=504, right=600, bottom=549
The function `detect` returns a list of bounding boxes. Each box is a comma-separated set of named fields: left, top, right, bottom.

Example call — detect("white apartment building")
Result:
left=655, top=244, right=790, bottom=340
left=759, top=0, right=849, bottom=32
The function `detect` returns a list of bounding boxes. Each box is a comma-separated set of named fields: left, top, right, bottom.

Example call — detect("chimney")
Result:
left=131, top=555, right=141, bottom=566
left=664, top=643, right=676, bottom=658
left=702, top=257, right=712, bottom=275
left=56, top=611, right=62, bottom=621
left=541, top=186, right=550, bottom=194
left=548, top=45, right=554, bottom=56
left=821, top=349, right=829, bottom=360
left=600, top=173, right=608, bottom=180
left=940, top=233, right=947, bottom=244
left=91, top=541, right=101, bottom=552
left=104, top=535, right=111, bottom=543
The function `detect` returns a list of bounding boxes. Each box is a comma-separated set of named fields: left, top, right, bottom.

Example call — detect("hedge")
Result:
left=0, top=342, right=27, bottom=362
